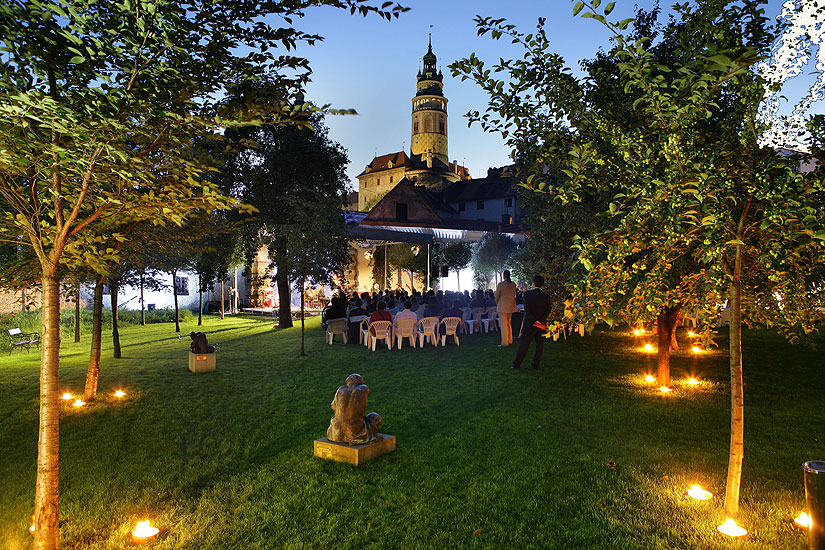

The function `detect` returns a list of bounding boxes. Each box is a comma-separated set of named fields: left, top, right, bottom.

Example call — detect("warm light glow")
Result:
left=717, top=518, right=747, bottom=537
left=687, top=484, right=712, bottom=500
left=691, top=346, right=703, bottom=353
left=643, top=343, right=654, bottom=352
left=132, top=520, right=160, bottom=542
left=72, top=399, right=85, bottom=408
left=659, top=386, right=672, bottom=393
left=61, top=392, right=73, bottom=400
left=687, top=378, right=699, bottom=386
left=688, top=331, right=696, bottom=337
left=794, top=512, right=812, bottom=529
left=645, top=375, right=656, bottom=382
left=29, top=523, right=34, bottom=534
left=114, top=390, right=126, bottom=398
left=633, top=328, right=647, bottom=336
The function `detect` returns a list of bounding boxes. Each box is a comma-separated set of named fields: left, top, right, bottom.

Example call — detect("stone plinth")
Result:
left=188, top=351, right=216, bottom=373
left=314, top=434, right=396, bottom=466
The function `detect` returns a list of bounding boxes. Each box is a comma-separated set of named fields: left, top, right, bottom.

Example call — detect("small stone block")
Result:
left=188, top=351, right=216, bottom=373
left=313, top=434, right=396, bottom=466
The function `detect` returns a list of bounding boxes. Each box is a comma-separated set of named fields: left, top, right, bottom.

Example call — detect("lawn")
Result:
left=0, top=314, right=822, bottom=549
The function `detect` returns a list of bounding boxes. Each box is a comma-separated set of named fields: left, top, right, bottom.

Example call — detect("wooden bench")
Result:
left=7, top=328, right=40, bottom=354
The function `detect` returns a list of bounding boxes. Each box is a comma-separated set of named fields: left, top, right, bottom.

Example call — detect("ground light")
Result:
left=691, top=346, right=703, bottom=354
left=687, top=485, right=712, bottom=500
left=717, top=518, right=747, bottom=537
left=688, top=331, right=696, bottom=337
left=72, top=399, right=85, bottom=408
left=633, top=328, right=646, bottom=336
left=61, top=392, right=73, bottom=400
left=643, top=343, right=654, bottom=352
left=114, top=390, right=126, bottom=398
left=687, top=378, right=700, bottom=386
left=131, top=521, right=160, bottom=543
left=645, top=375, right=656, bottom=382
left=659, top=386, right=672, bottom=394
left=794, top=512, right=811, bottom=529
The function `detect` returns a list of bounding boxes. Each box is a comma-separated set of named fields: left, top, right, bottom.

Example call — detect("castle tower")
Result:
left=410, top=35, right=448, bottom=165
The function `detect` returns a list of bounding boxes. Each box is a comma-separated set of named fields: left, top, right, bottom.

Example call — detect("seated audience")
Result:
left=368, top=301, right=393, bottom=335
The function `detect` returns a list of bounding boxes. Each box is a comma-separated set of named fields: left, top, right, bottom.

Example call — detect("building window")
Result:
left=396, top=203, right=408, bottom=221
left=458, top=202, right=465, bottom=212
left=175, top=276, right=189, bottom=296
left=390, top=176, right=393, bottom=183
left=414, top=121, right=419, bottom=133
left=439, top=120, right=445, bottom=134
left=376, top=178, right=380, bottom=186
left=477, top=200, right=485, bottom=210
left=505, top=198, right=513, bottom=207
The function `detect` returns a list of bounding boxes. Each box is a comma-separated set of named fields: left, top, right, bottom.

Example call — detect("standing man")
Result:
left=511, top=275, right=553, bottom=370
left=495, top=269, right=517, bottom=346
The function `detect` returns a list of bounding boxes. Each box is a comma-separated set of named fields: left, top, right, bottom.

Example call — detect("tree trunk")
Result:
left=300, top=279, right=306, bottom=356
left=111, top=278, right=121, bottom=359
left=198, top=274, right=203, bottom=326
left=83, top=279, right=104, bottom=401
left=220, top=278, right=225, bottom=320
left=455, top=268, right=461, bottom=292
left=74, top=282, right=81, bottom=343
left=33, top=272, right=61, bottom=550
left=140, top=272, right=145, bottom=326
left=655, top=305, right=681, bottom=387
left=172, top=270, right=180, bottom=333
left=725, top=272, right=745, bottom=517
left=276, top=267, right=293, bottom=328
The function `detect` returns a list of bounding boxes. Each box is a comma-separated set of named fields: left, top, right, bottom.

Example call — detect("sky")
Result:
left=284, top=0, right=821, bottom=189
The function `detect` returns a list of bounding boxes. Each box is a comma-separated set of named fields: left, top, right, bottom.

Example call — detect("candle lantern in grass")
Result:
left=131, top=521, right=159, bottom=543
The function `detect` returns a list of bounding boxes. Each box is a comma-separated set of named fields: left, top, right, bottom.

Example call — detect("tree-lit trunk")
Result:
left=725, top=272, right=745, bottom=517
left=74, top=282, right=81, bottom=343
left=140, top=272, right=145, bottom=326
left=220, top=278, right=225, bottom=320
left=84, top=279, right=104, bottom=401
left=455, top=268, right=460, bottom=292
left=300, top=279, right=306, bottom=356
left=198, top=274, right=203, bottom=326
left=276, top=267, right=293, bottom=328
left=111, top=278, right=121, bottom=359
left=33, top=272, right=60, bottom=550
left=655, top=305, right=681, bottom=387
left=172, top=270, right=180, bottom=333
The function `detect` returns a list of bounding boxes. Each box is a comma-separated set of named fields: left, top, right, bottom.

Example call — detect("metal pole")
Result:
left=804, top=460, right=825, bottom=550
left=426, top=244, right=431, bottom=291
left=383, top=244, right=388, bottom=292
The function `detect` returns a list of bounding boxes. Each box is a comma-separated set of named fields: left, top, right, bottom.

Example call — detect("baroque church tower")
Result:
left=410, top=35, right=448, bottom=165
left=356, top=36, right=469, bottom=211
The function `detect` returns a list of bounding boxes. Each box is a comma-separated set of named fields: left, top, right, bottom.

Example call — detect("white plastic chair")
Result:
left=325, top=319, right=348, bottom=344
left=469, top=308, right=485, bottom=334
left=482, top=307, right=498, bottom=333
left=360, top=318, right=371, bottom=347
left=393, top=317, right=418, bottom=349
left=369, top=320, right=393, bottom=351
left=440, top=317, right=462, bottom=346
left=417, top=317, right=440, bottom=347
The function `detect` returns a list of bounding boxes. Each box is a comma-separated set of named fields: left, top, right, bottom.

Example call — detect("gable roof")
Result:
left=442, top=173, right=516, bottom=203
left=362, top=178, right=445, bottom=225
left=358, top=151, right=414, bottom=176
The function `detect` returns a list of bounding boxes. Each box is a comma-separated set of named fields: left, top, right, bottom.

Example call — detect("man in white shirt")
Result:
left=394, top=301, right=418, bottom=325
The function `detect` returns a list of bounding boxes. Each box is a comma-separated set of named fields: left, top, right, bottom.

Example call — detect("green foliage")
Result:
left=472, top=233, right=517, bottom=278
left=451, top=1, right=825, bottom=342
left=436, top=242, right=473, bottom=274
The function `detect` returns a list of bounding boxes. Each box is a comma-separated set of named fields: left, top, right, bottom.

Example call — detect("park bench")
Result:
left=6, top=328, right=40, bottom=354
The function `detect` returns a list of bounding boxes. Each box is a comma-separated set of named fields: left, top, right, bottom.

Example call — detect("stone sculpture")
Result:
left=327, top=373, right=382, bottom=445
left=189, top=331, right=215, bottom=354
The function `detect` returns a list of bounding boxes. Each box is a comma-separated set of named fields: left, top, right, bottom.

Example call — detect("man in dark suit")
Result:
left=511, top=275, right=553, bottom=370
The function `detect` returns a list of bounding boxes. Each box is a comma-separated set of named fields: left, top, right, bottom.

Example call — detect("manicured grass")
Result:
left=0, top=315, right=822, bottom=549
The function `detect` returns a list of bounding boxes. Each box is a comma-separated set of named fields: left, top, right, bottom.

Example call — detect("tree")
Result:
left=0, top=1, right=407, bottom=547
left=437, top=243, right=473, bottom=291
left=452, top=0, right=825, bottom=520
left=222, top=106, right=352, bottom=337
left=371, top=243, right=427, bottom=292
left=473, top=233, right=517, bottom=284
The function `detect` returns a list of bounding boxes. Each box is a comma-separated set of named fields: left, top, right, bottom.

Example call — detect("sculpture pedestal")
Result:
left=314, top=434, right=396, bottom=466
left=188, top=351, right=216, bottom=373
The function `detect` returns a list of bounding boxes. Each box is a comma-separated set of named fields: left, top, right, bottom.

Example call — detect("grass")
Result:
left=0, top=315, right=822, bottom=549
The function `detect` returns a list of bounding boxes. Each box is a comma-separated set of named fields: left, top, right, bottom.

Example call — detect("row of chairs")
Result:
left=325, top=316, right=466, bottom=351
